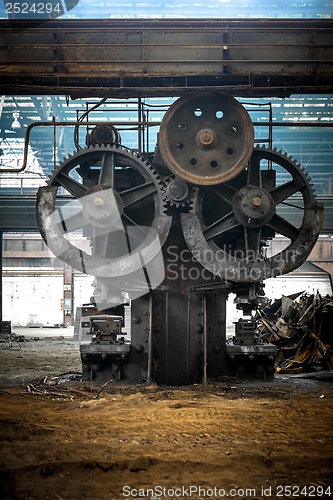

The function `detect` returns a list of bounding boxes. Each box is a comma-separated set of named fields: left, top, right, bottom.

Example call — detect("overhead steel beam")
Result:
left=0, top=19, right=332, bottom=98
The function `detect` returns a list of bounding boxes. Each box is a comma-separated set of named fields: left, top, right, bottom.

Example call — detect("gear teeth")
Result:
left=188, top=145, right=321, bottom=282
left=254, top=144, right=317, bottom=204
left=46, top=144, right=167, bottom=214
left=188, top=187, right=198, bottom=213
left=162, top=175, right=194, bottom=210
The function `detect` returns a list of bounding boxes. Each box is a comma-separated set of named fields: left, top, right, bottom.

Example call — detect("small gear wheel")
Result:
left=163, top=176, right=197, bottom=208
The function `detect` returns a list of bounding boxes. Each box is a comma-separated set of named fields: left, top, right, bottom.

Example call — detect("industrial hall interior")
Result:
left=0, top=2, right=333, bottom=500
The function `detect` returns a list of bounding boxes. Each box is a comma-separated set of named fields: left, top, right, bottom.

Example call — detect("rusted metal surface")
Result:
left=257, top=292, right=333, bottom=374
left=36, top=145, right=172, bottom=278
left=0, top=19, right=332, bottom=97
left=159, top=93, right=254, bottom=185
left=32, top=94, right=325, bottom=383
left=182, top=146, right=324, bottom=283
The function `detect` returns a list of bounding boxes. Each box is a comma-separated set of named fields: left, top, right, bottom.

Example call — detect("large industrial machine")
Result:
left=36, top=92, right=323, bottom=385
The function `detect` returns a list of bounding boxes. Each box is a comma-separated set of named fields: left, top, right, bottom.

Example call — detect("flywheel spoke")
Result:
left=92, top=228, right=110, bottom=258
left=267, top=213, right=300, bottom=241
left=55, top=171, right=88, bottom=199
left=99, top=152, right=115, bottom=187
left=247, top=149, right=261, bottom=187
left=92, top=224, right=130, bottom=258
left=244, top=227, right=261, bottom=262
left=269, top=178, right=305, bottom=205
left=122, top=213, right=151, bottom=239
left=211, top=184, right=237, bottom=205
left=204, top=211, right=241, bottom=241
left=120, top=182, right=156, bottom=208
left=57, top=209, right=88, bottom=233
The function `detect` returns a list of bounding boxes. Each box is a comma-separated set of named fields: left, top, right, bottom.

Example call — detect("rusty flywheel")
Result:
left=158, top=92, right=254, bottom=186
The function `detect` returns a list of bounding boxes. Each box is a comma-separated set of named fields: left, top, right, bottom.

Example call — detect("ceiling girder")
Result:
left=0, top=19, right=332, bottom=98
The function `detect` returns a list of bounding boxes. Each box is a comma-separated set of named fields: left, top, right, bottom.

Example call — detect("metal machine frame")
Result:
left=35, top=93, right=323, bottom=384
left=0, top=18, right=331, bottom=383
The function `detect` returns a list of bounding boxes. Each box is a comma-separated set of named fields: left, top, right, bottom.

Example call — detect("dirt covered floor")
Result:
left=0, top=336, right=332, bottom=500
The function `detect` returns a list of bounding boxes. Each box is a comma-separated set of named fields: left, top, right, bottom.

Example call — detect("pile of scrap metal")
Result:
left=256, top=292, right=333, bottom=374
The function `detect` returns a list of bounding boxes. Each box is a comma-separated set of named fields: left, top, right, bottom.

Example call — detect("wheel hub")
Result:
left=232, top=185, right=275, bottom=228
left=197, top=129, right=215, bottom=148
left=166, top=178, right=189, bottom=203
left=82, top=185, right=124, bottom=227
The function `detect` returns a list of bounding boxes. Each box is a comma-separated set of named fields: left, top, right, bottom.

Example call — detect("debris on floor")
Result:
left=256, top=291, right=333, bottom=374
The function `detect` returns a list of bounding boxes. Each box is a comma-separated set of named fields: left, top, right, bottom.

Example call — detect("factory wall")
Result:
left=3, top=235, right=333, bottom=328
left=3, top=274, right=63, bottom=327
left=4, top=268, right=332, bottom=329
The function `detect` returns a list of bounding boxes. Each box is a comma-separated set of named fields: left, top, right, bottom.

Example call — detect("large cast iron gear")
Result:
left=158, top=92, right=254, bottom=186
left=36, top=145, right=172, bottom=278
left=181, top=146, right=324, bottom=283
